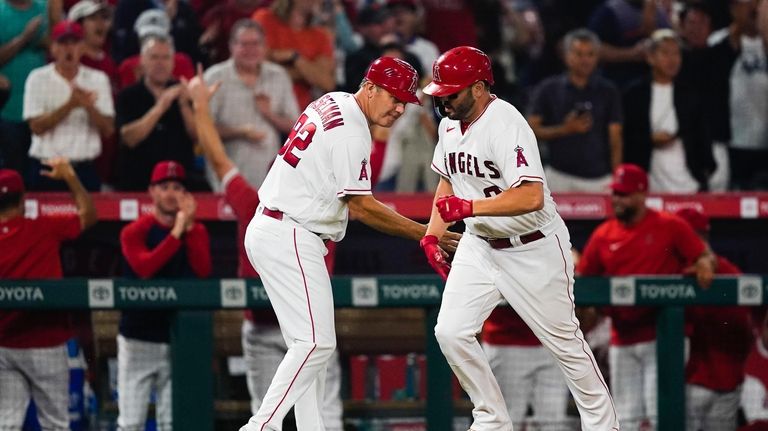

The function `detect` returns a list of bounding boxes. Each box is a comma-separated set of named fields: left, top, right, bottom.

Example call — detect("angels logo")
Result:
left=358, top=158, right=369, bottom=181
left=408, top=73, right=418, bottom=94
left=167, top=162, right=178, bottom=177
left=514, top=145, right=529, bottom=167
left=433, top=62, right=441, bottom=82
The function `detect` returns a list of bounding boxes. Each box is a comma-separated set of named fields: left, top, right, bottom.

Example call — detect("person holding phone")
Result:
left=527, top=28, right=624, bottom=193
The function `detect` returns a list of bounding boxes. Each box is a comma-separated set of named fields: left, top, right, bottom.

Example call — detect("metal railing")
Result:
left=1, top=275, right=765, bottom=431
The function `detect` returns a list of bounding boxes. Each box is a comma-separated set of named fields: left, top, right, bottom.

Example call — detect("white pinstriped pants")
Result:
left=435, top=220, right=620, bottom=431
left=241, top=212, right=337, bottom=431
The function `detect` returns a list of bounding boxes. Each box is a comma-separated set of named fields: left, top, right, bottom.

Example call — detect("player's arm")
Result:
left=690, top=247, right=716, bottom=289
left=121, top=220, right=183, bottom=279
left=472, top=181, right=543, bottom=217
left=184, top=223, right=212, bottom=278
left=425, top=177, right=454, bottom=238
left=345, top=194, right=426, bottom=241
left=40, top=158, right=97, bottom=230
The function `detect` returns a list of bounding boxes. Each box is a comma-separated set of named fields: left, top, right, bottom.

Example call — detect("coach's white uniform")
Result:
left=430, top=97, right=619, bottom=431
left=241, top=92, right=372, bottom=431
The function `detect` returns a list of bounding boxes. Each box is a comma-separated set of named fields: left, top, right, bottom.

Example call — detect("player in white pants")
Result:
left=185, top=57, right=458, bottom=431
left=419, top=46, right=619, bottom=431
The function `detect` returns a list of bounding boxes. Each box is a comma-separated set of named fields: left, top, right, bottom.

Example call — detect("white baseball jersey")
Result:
left=257, top=92, right=373, bottom=242
left=430, top=97, right=558, bottom=238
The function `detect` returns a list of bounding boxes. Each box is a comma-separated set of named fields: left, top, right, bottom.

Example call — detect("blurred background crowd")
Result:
left=2, top=0, right=768, bottom=197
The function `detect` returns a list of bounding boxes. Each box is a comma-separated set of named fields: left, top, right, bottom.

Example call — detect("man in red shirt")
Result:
left=675, top=207, right=753, bottom=431
left=577, top=163, right=716, bottom=431
left=0, top=159, right=97, bottom=430
left=117, top=160, right=211, bottom=431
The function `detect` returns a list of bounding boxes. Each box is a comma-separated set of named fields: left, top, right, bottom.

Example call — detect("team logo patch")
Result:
left=514, top=145, right=529, bottom=167
left=358, top=158, right=369, bottom=181
left=433, top=63, right=441, bottom=82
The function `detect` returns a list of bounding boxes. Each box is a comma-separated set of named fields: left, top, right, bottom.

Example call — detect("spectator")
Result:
left=481, top=307, right=570, bottom=429
left=111, top=0, right=203, bottom=65
left=0, top=0, right=47, bottom=175
left=622, top=29, right=715, bottom=193
left=117, top=160, right=211, bottom=431
left=527, top=28, right=623, bottom=193
left=252, top=0, right=336, bottom=109
left=676, top=207, right=753, bottom=431
left=199, top=0, right=262, bottom=64
left=343, top=5, right=395, bottom=93
left=589, top=0, right=672, bottom=89
left=116, top=9, right=195, bottom=89
left=677, top=3, right=731, bottom=192
left=191, top=88, right=344, bottom=431
left=717, top=0, right=768, bottom=190
left=386, top=0, right=439, bottom=77
left=420, top=0, right=477, bottom=53
left=69, top=0, right=117, bottom=86
left=23, top=20, right=114, bottom=192
left=742, top=308, right=768, bottom=428
left=577, top=163, right=716, bottom=431
left=203, top=19, right=298, bottom=191
left=115, top=34, right=206, bottom=192
left=0, top=159, right=97, bottom=431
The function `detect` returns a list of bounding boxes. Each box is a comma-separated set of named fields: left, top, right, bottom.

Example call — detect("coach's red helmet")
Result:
left=423, top=46, right=494, bottom=97
left=365, top=56, right=421, bottom=105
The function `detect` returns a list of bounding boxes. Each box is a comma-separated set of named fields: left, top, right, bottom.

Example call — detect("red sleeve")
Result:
left=576, top=227, right=605, bottom=276
left=45, top=215, right=82, bottom=241
left=224, top=174, right=259, bottom=224
left=184, top=222, right=212, bottom=278
left=120, top=217, right=183, bottom=279
left=670, top=215, right=707, bottom=265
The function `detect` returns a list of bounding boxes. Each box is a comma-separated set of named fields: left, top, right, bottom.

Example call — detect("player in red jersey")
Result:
left=0, top=159, right=97, bottom=430
left=578, top=164, right=716, bottom=430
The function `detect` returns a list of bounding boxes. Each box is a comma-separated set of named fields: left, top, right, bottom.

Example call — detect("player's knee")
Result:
left=434, top=322, right=462, bottom=348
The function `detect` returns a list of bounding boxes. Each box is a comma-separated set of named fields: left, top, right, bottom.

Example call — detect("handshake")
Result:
left=419, top=195, right=474, bottom=281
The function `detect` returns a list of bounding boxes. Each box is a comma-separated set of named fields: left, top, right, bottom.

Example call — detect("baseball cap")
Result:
left=51, top=20, right=84, bottom=42
left=150, top=161, right=186, bottom=185
left=134, top=9, right=171, bottom=39
left=675, top=208, right=710, bottom=233
left=0, top=169, right=24, bottom=195
left=68, top=0, right=109, bottom=21
left=610, top=163, right=648, bottom=195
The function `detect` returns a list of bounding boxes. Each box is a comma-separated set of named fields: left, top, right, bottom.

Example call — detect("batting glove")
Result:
left=436, top=195, right=473, bottom=222
left=419, top=235, right=451, bottom=281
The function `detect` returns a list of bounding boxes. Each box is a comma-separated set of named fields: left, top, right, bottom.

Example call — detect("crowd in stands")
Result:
left=1, top=0, right=767, bottom=194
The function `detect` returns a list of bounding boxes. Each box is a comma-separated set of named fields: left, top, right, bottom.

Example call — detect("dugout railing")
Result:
left=1, top=275, right=765, bottom=431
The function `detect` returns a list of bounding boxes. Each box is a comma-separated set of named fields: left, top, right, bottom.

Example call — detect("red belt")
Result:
left=479, top=230, right=545, bottom=249
left=262, top=207, right=284, bottom=221
left=261, top=207, right=329, bottom=244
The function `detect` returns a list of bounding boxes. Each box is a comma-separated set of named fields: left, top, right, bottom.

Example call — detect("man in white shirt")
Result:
left=23, top=20, right=114, bottom=191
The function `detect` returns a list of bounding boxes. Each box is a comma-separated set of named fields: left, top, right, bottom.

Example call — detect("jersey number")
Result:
left=483, top=186, right=503, bottom=197
left=278, top=113, right=317, bottom=168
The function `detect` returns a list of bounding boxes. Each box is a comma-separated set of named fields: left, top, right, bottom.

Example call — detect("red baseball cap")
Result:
left=610, top=164, right=648, bottom=195
left=150, top=161, right=186, bottom=185
left=675, top=207, right=710, bottom=233
left=51, top=20, right=84, bottom=42
left=0, top=169, right=24, bottom=195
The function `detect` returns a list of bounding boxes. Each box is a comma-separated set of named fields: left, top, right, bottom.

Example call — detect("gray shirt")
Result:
left=528, top=74, right=622, bottom=179
left=204, top=59, right=299, bottom=190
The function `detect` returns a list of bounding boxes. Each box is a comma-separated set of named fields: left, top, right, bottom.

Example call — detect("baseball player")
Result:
left=481, top=307, right=570, bottom=430
left=742, top=308, right=768, bottom=428
left=117, top=160, right=211, bottom=431
left=675, top=208, right=753, bottom=431
left=192, top=89, right=344, bottom=430
left=419, top=46, right=618, bottom=431
left=0, top=159, right=97, bottom=431
left=184, top=57, right=459, bottom=431
left=577, top=164, right=716, bottom=431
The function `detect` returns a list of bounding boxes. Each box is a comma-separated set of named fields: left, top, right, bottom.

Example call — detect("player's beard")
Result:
left=443, top=94, right=475, bottom=121
left=614, top=205, right=639, bottom=224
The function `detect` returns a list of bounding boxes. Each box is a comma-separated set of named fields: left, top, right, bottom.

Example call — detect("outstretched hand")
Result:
left=436, top=195, right=473, bottom=223
left=40, top=157, right=75, bottom=181
left=420, top=235, right=451, bottom=281
left=181, top=64, right=221, bottom=109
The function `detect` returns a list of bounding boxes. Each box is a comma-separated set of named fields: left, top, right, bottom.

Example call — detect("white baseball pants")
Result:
left=0, top=344, right=69, bottom=431
left=241, top=212, right=336, bottom=431
left=435, top=222, right=619, bottom=431
left=482, top=343, right=571, bottom=430
left=686, top=384, right=740, bottom=431
left=241, top=320, right=343, bottom=430
left=116, top=335, right=172, bottom=431
left=609, top=341, right=656, bottom=431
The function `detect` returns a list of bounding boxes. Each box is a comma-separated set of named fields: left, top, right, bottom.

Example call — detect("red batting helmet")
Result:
left=423, top=46, right=494, bottom=97
left=364, top=56, right=421, bottom=105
